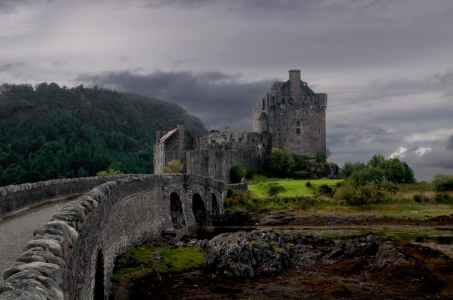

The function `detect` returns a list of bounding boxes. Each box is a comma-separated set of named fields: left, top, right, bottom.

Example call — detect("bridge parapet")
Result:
left=0, top=174, right=245, bottom=300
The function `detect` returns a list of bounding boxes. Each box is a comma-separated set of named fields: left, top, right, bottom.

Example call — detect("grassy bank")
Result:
left=230, top=177, right=453, bottom=218
left=249, top=178, right=342, bottom=197
left=111, top=245, right=205, bottom=283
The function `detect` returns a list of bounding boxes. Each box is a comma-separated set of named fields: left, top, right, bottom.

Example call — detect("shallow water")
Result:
left=197, top=226, right=453, bottom=245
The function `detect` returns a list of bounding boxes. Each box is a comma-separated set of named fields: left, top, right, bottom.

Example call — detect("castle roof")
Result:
left=270, top=81, right=285, bottom=90
left=158, top=128, right=177, bottom=143
left=206, top=131, right=224, bottom=139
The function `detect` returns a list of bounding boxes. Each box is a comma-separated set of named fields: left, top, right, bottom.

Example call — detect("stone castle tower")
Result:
left=252, top=69, right=327, bottom=157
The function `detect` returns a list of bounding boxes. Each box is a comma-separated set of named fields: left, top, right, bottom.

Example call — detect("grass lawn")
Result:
left=232, top=175, right=453, bottom=218
left=249, top=178, right=343, bottom=198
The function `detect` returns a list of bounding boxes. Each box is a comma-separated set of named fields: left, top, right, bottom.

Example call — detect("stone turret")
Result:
left=156, top=129, right=161, bottom=142
left=289, top=69, right=301, bottom=97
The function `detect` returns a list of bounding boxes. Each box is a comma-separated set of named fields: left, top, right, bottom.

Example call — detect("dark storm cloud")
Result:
left=0, top=62, right=24, bottom=72
left=141, top=0, right=393, bottom=18
left=77, top=70, right=274, bottom=131
left=381, top=70, right=453, bottom=100
left=447, top=135, right=453, bottom=150
left=0, top=0, right=31, bottom=14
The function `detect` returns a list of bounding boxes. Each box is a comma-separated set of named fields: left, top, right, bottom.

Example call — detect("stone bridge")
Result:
left=0, top=174, right=247, bottom=300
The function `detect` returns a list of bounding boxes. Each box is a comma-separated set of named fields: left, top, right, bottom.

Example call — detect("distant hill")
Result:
left=0, top=83, right=207, bottom=186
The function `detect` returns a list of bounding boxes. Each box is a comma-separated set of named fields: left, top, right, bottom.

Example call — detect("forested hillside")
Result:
left=0, top=83, right=207, bottom=186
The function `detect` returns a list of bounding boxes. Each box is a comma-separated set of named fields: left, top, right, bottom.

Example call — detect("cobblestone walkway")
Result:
left=0, top=200, right=74, bottom=284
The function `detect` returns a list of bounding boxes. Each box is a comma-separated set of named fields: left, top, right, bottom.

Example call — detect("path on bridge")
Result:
left=0, top=199, right=75, bottom=284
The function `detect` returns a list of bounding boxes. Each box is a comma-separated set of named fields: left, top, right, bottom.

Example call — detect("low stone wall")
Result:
left=0, top=175, right=132, bottom=216
left=0, top=174, right=243, bottom=299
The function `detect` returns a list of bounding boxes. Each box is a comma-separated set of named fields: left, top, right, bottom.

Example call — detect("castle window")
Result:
left=262, top=99, right=265, bottom=109
left=318, top=129, right=320, bottom=135
left=283, top=122, right=285, bottom=126
left=296, top=128, right=300, bottom=134
left=282, top=98, right=285, bottom=104
left=289, top=98, right=293, bottom=104
left=296, top=121, right=300, bottom=127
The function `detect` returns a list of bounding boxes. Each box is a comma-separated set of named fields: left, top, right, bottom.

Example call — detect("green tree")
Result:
left=269, top=146, right=295, bottom=178
left=230, top=166, right=247, bottom=183
left=367, top=153, right=385, bottom=167
left=432, top=174, right=453, bottom=191
left=350, top=167, right=384, bottom=185
left=77, top=167, right=89, bottom=178
left=340, top=162, right=366, bottom=179
left=381, top=158, right=406, bottom=183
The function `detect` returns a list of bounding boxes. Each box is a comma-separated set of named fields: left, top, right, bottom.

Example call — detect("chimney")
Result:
left=289, top=69, right=301, bottom=96
left=177, top=123, right=185, bottom=150
left=225, top=123, right=231, bottom=142
left=156, top=129, right=161, bottom=142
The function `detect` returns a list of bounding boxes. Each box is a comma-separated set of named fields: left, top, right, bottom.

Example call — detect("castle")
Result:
left=154, top=70, right=328, bottom=182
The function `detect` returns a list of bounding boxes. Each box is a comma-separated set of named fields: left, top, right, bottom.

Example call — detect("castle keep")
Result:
left=154, top=70, right=328, bottom=182
left=253, top=69, right=327, bottom=157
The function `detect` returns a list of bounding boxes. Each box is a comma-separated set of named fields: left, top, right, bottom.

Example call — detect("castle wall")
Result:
left=187, top=139, right=271, bottom=183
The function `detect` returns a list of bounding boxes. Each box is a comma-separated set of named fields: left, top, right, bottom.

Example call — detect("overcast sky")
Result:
left=1, top=0, right=452, bottom=181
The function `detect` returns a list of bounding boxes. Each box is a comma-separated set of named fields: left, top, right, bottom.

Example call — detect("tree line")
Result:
left=0, top=83, right=207, bottom=186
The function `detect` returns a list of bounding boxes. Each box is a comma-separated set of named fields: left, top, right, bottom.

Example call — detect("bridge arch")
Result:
left=93, top=249, right=105, bottom=300
left=170, top=192, right=185, bottom=228
left=212, top=193, right=220, bottom=216
left=192, top=193, right=207, bottom=226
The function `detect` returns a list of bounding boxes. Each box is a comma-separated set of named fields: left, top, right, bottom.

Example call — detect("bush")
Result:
left=230, top=166, right=247, bottom=183
left=432, top=174, right=453, bottom=192
left=268, top=146, right=295, bottom=178
left=246, top=169, right=254, bottom=179
left=435, top=192, right=452, bottom=204
left=96, top=168, right=123, bottom=176
left=225, top=190, right=252, bottom=207
left=315, top=184, right=333, bottom=197
left=315, top=152, right=327, bottom=163
left=305, top=180, right=312, bottom=187
left=413, top=194, right=422, bottom=203
left=381, top=181, right=399, bottom=193
left=333, top=180, right=380, bottom=206
left=165, top=159, right=184, bottom=173
left=264, top=183, right=286, bottom=196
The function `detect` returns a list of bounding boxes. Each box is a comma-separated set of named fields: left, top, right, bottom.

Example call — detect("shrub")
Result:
left=246, top=169, right=254, bottom=179
left=432, top=174, right=453, bottom=192
left=413, top=194, right=423, bottom=203
left=305, top=180, right=312, bottom=187
left=435, top=192, right=452, bottom=204
left=225, top=190, right=252, bottom=206
left=165, top=159, right=183, bottom=173
left=96, top=168, right=123, bottom=176
left=315, top=184, right=333, bottom=197
left=264, top=183, right=286, bottom=196
left=230, top=166, right=247, bottom=183
left=268, top=146, right=295, bottom=178
left=381, top=181, right=399, bottom=193
left=333, top=180, right=380, bottom=206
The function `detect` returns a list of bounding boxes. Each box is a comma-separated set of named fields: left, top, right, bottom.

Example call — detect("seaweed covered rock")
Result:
left=186, top=229, right=334, bottom=279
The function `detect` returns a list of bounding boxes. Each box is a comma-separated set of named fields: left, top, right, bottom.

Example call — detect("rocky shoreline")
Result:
left=109, top=227, right=453, bottom=299
left=214, top=209, right=453, bottom=227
